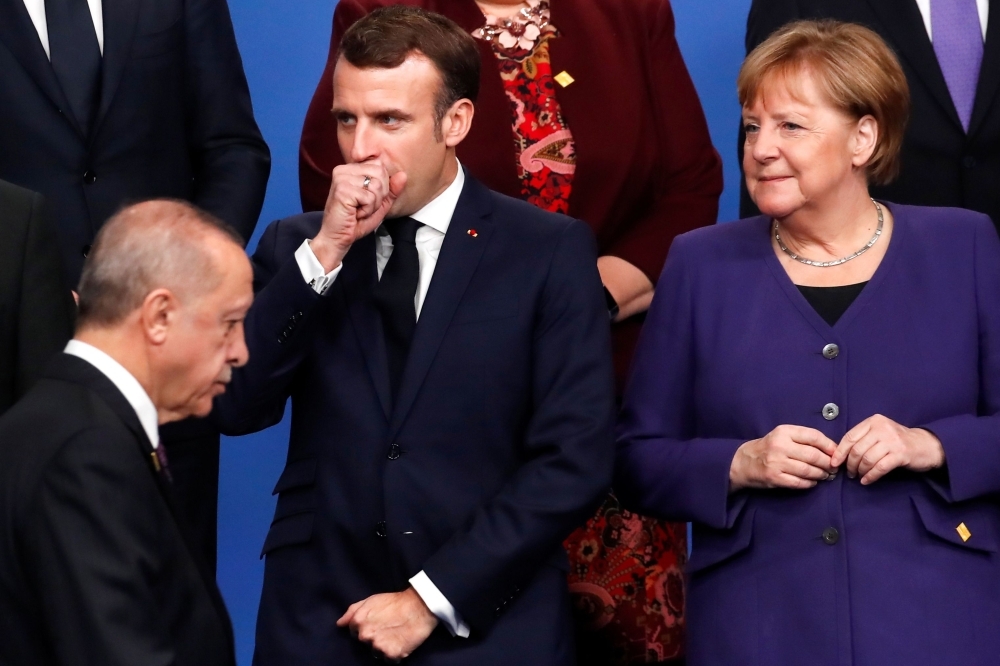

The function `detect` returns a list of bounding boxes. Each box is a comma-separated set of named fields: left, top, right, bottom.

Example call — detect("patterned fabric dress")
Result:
left=474, top=3, right=686, bottom=663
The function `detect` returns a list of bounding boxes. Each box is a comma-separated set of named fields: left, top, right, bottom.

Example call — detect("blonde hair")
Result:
left=738, top=20, right=909, bottom=184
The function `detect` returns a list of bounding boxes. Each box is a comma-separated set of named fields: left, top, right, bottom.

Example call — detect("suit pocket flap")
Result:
left=260, top=512, right=314, bottom=558
left=272, top=458, right=317, bottom=494
left=911, top=495, right=998, bottom=553
left=688, top=508, right=756, bottom=574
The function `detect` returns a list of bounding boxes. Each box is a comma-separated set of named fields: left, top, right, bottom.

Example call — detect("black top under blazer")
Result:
left=0, top=354, right=235, bottom=666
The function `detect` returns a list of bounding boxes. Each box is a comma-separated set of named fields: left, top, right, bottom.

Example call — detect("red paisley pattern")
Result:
left=478, top=4, right=575, bottom=214
left=564, top=495, right=687, bottom=664
left=475, top=6, right=686, bottom=664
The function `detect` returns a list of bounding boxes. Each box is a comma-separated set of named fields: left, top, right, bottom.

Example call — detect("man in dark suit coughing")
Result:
left=0, top=0, right=271, bottom=568
left=0, top=200, right=253, bottom=666
left=214, top=7, right=615, bottom=664
left=0, top=179, right=74, bottom=415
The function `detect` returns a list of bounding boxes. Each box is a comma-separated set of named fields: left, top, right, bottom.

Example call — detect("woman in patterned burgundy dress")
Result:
left=299, top=1, right=722, bottom=663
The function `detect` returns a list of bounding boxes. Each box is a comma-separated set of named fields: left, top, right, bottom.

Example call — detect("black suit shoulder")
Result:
left=0, top=371, right=234, bottom=666
left=0, top=183, right=73, bottom=414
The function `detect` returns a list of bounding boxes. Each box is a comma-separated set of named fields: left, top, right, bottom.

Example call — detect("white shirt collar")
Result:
left=64, top=340, right=160, bottom=448
left=407, top=159, right=465, bottom=235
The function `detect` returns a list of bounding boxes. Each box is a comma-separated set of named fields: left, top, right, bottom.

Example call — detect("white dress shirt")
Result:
left=915, top=0, right=989, bottom=41
left=64, top=340, right=159, bottom=448
left=295, top=161, right=471, bottom=638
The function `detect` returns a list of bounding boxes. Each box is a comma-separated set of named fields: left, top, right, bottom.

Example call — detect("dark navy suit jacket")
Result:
left=0, top=0, right=270, bottom=286
left=216, top=173, right=615, bottom=665
left=617, top=204, right=1000, bottom=665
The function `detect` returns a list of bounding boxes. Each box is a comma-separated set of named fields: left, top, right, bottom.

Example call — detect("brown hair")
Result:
left=338, top=5, right=480, bottom=130
left=738, top=20, right=909, bottom=184
left=77, top=199, right=243, bottom=327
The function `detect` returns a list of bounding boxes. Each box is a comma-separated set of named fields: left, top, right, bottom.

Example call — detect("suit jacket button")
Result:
left=387, top=443, right=401, bottom=460
left=822, top=343, right=839, bottom=359
left=822, top=527, right=840, bottom=545
left=83, top=170, right=97, bottom=184
left=963, top=156, right=977, bottom=169
left=375, top=521, right=387, bottom=538
left=822, top=403, right=839, bottom=420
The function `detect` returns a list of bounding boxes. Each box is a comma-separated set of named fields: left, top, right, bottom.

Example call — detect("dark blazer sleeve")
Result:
left=299, top=0, right=369, bottom=212
left=184, top=0, right=271, bottom=242
left=603, top=0, right=722, bottom=281
left=25, top=427, right=175, bottom=665
left=0, top=186, right=74, bottom=413
left=920, top=215, right=1000, bottom=502
left=738, top=0, right=801, bottom=218
left=614, top=235, right=747, bottom=529
left=212, top=218, right=326, bottom=434
left=420, top=220, right=615, bottom=631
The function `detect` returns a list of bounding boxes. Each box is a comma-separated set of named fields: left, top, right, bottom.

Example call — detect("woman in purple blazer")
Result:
left=616, top=20, right=1000, bottom=666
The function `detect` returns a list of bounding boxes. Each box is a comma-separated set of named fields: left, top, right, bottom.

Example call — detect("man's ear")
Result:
left=441, top=99, right=474, bottom=148
left=140, top=288, right=178, bottom=346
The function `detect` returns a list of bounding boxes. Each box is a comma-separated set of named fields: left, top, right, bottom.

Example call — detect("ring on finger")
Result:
left=362, top=175, right=372, bottom=191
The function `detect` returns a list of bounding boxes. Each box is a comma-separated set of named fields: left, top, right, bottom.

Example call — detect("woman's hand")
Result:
left=730, top=425, right=838, bottom=492
left=831, top=414, right=945, bottom=485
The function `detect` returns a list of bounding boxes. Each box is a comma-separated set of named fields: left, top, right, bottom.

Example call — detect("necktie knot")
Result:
left=383, top=217, right=422, bottom=246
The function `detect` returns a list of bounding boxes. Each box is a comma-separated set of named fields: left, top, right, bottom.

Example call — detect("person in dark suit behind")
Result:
left=0, top=200, right=253, bottom=666
left=214, top=6, right=615, bottom=664
left=0, top=0, right=271, bottom=569
left=740, top=0, right=1000, bottom=229
left=0, top=179, right=74, bottom=415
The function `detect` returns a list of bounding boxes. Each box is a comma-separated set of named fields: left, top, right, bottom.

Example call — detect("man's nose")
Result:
left=230, top=330, right=249, bottom=369
left=349, top=122, right=379, bottom=164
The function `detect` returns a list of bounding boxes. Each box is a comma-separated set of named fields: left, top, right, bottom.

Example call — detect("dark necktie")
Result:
left=45, top=0, right=102, bottom=133
left=932, top=0, right=984, bottom=132
left=373, top=217, right=422, bottom=399
left=151, top=443, right=173, bottom=484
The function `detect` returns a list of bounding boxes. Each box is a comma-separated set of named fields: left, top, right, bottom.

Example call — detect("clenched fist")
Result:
left=310, top=161, right=408, bottom=272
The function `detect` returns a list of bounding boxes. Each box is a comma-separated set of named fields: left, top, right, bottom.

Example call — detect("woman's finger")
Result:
left=845, top=430, right=881, bottom=477
left=860, top=450, right=904, bottom=485
left=785, top=442, right=836, bottom=473
left=788, top=426, right=839, bottom=456
left=832, top=419, right=872, bottom=467
left=780, top=458, right=832, bottom=482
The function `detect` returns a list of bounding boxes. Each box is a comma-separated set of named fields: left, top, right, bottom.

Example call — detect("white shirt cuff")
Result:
left=294, top=239, right=342, bottom=294
left=409, top=570, right=470, bottom=638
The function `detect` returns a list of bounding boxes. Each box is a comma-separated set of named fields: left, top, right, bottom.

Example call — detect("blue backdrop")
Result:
left=219, top=1, right=752, bottom=662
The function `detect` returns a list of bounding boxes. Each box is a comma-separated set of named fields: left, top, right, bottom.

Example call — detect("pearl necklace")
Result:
left=774, top=199, right=884, bottom=267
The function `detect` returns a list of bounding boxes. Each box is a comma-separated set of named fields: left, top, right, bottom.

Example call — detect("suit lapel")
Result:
left=864, top=0, right=963, bottom=130
left=47, top=354, right=236, bottom=657
left=93, top=0, right=140, bottom=137
left=0, top=0, right=82, bottom=136
left=388, top=175, right=493, bottom=438
left=341, top=234, right=393, bottom=420
left=969, top=5, right=1000, bottom=137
